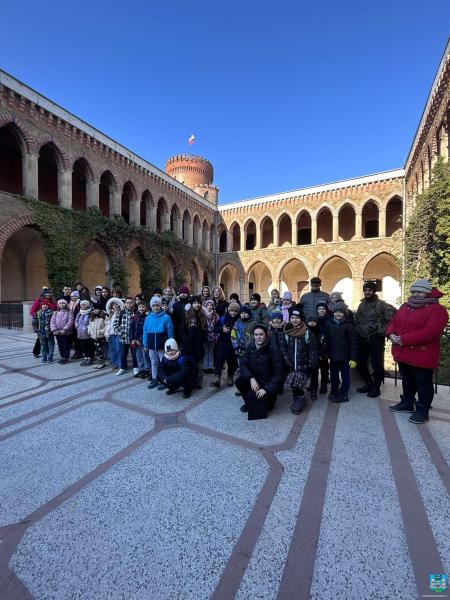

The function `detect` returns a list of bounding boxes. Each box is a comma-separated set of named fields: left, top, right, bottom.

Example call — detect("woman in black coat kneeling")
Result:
left=235, top=324, right=284, bottom=420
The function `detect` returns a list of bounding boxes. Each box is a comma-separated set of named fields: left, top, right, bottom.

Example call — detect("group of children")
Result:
left=31, top=283, right=359, bottom=409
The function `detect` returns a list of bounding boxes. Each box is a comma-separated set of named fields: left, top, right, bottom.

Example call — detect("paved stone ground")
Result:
left=0, top=329, right=449, bottom=600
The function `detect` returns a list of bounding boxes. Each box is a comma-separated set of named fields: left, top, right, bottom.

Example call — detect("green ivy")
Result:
left=21, top=197, right=213, bottom=296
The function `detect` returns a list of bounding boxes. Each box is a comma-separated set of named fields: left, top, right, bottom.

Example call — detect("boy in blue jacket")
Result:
left=143, top=296, right=174, bottom=389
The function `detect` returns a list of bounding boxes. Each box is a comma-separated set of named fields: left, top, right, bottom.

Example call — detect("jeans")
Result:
left=109, top=335, right=121, bottom=367
left=357, top=335, right=385, bottom=385
left=120, top=343, right=130, bottom=370
left=135, top=346, right=150, bottom=372
left=56, top=335, right=71, bottom=360
left=202, top=342, right=215, bottom=370
left=330, top=361, right=350, bottom=395
left=148, top=348, right=164, bottom=380
left=399, top=362, right=434, bottom=412
left=39, top=334, right=55, bottom=360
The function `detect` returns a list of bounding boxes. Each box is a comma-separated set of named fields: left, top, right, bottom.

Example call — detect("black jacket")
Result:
left=214, top=298, right=229, bottom=317
left=181, top=321, right=206, bottom=361
left=172, top=298, right=190, bottom=341
left=239, top=339, right=284, bottom=395
left=280, top=331, right=319, bottom=372
left=325, top=319, right=358, bottom=362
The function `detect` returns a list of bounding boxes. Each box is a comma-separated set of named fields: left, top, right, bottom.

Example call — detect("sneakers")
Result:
left=389, top=401, right=414, bottom=413
left=48, top=357, right=54, bottom=363
left=409, top=411, right=429, bottom=424
left=94, top=363, right=105, bottom=370
left=226, top=375, right=234, bottom=387
left=147, top=379, right=158, bottom=389
left=133, top=368, right=140, bottom=376
left=80, top=358, right=88, bottom=367
left=115, top=368, right=127, bottom=376
left=210, top=375, right=221, bottom=388
left=41, top=357, right=48, bottom=363
left=329, top=394, right=348, bottom=403
left=356, top=382, right=373, bottom=393
left=157, top=383, right=166, bottom=391
left=183, top=389, right=192, bottom=399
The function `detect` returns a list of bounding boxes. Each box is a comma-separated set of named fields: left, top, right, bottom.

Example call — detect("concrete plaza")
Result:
left=0, top=329, right=449, bottom=600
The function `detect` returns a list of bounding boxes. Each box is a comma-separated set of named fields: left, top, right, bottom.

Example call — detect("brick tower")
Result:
left=166, top=155, right=218, bottom=205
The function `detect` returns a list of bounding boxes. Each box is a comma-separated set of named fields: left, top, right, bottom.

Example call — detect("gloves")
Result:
left=349, top=360, right=357, bottom=369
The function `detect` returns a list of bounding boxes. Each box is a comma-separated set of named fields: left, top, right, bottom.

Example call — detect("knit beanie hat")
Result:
left=190, top=295, right=202, bottom=305
left=94, top=285, right=102, bottom=291
left=70, top=291, right=80, bottom=298
left=205, top=299, right=215, bottom=308
left=306, top=313, right=317, bottom=323
left=331, top=301, right=348, bottom=314
left=230, top=293, right=240, bottom=302
left=150, top=296, right=162, bottom=307
left=251, top=293, right=261, bottom=303
left=228, top=302, right=241, bottom=313
left=316, top=301, right=328, bottom=313
left=270, top=309, right=283, bottom=320
left=282, top=291, right=292, bottom=301
left=179, top=285, right=190, bottom=295
left=410, top=279, right=433, bottom=294
left=291, top=308, right=302, bottom=318
left=363, top=280, right=377, bottom=292
left=80, top=300, right=91, bottom=309
left=240, top=306, right=252, bottom=318
left=254, top=324, right=268, bottom=335
left=57, top=299, right=68, bottom=307
left=164, top=338, right=178, bottom=352
left=42, top=287, right=51, bottom=295
left=153, top=287, right=163, bottom=296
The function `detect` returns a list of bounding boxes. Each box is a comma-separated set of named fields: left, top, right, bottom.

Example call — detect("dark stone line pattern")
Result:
left=418, top=425, right=450, bottom=496
left=379, top=403, right=445, bottom=598
left=276, top=402, right=339, bottom=600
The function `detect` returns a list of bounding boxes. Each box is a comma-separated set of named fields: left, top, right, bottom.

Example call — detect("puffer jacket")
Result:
left=355, top=294, right=396, bottom=338
left=250, top=304, right=268, bottom=325
left=88, top=316, right=107, bottom=340
left=386, top=288, right=448, bottom=369
left=324, top=319, right=358, bottom=362
left=143, top=311, right=174, bottom=350
left=280, top=328, right=319, bottom=373
left=239, top=339, right=284, bottom=395
left=130, top=312, right=148, bottom=344
left=75, top=311, right=91, bottom=339
left=300, top=291, right=330, bottom=317
left=50, top=309, right=74, bottom=335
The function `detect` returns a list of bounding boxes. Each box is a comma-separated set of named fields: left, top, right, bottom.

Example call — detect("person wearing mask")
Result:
left=386, top=279, right=448, bottom=424
left=300, top=277, right=330, bottom=317
left=354, top=281, right=396, bottom=398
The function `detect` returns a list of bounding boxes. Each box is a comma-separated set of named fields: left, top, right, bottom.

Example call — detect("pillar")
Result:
left=23, top=152, right=38, bottom=198
left=129, top=200, right=140, bottom=225
left=441, top=124, right=449, bottom=161
left=255, top=225, right=261, bottom=250
left=86, top=181, right=99, bottom=209
left=240, top=230, right=245, bottom=252
left=311, top=218, right=317, bottom=245
left=355, top=212, right=362, bottom=239
left=379, top=208, right=386, bottom=238
left=274, top=222, right=279, bottom=247
left=227, top=230, right=233, bottom=253
left=59, top=170, right=72, bottom=209
left=111, top=191, right=121, bottom=217
left=332, top=215, right=339, bottom=242
left=291, top=219, right=297, bottom=245
left=352, top=276, right=364, bottom=311
left=22, top=301, right=34, bottom=333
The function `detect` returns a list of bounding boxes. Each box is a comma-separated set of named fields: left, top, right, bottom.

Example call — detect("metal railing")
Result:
left=0, top=303, right=24, bottom=330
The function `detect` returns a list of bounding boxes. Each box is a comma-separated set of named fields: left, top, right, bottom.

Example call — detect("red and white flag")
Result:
left=188, top=134, right=195, bottom=145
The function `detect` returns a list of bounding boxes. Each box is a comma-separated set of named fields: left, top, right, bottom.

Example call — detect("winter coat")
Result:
left=300, top=290, right=330, bottom=317
left=316, top=314, right=330, bottom=358
left=386, top=289, right=448, bottom=370
left=31, top=296, right=58, bottom=316
left=161, top=353, right=198, bottom=379
left=280, top=328, right=319, bottom=373
left=214, top=298, right=229, bottom=318
left=250, top=304, right=269, bottom=325
left=143, top=311, right=174, bottom=350
left=181, top=320, right=206, bottom=361
left=267, top=298, right=282, bottom=312
left=239, top=339, right=285, bottom=395
left=172, top=298, right=191, bottom=341
left=88, top=316, right=107, bottom=340
left=214, top=314, right=239, bottom=360
left=325, top=319, right=358, bottom=362
left=50, top=309, right=74, bottom=335
left=33, top=307, right=54, bottom=338
left=75, top=311, right=91, bottom=340
left=118, top=309, right=134, bottom=344
left=130, top=312, right=148, bottom=344
left=355, top=295, right=396, bottom=339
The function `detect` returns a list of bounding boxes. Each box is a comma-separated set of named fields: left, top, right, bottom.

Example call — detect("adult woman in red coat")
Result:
left=386, top=279, right=448, bottom=424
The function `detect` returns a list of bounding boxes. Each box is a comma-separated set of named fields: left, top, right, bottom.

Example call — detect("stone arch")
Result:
left=338, top=203, right=356, bottom=241
left=246, top=260, right=273, bottom=304
left=126, top=246, right=144, bottom=295
left=0, top=113, right=32, bottom=153
left=386, top=195, right=403, bottom=237
left=243, top=218, right=256, bottom=251
left=201, top=219, right=209, bottom=249
left=363, top=252, right=401, bottom=306
left=296, top=209, right=312, bottom=245
left=229, top=221, right=241, bottom=252
left=72, top=157, right=93, bottom=212
left=38, top=141, right=65, bottom=205
left=318, top=255, right=353, bottom=306
left=99, top=170, right=117, bottom=218
left=161, top=253, right=177, bottom=288
left=277, top=212, right=292, bottom=246
left=188, top=259, right=201, bottom=293
left=121, top=180, right=137, bottom=224
left=209, top=223, right=215, bottom=252
left=182, top=209, right=192, bottom=243
left=156, top=197, right=169, bottom=232
left=35, top=135, right=69, bottom=170
left=361, top=199, right=379, bottom=238
left=80, top=241, right=110, bottom=291
left=218, top=223, right=227, bottom=253
left=358, top=194, right=382, bottom=212
left=219, top=263, right=241, bottom=299
left=192, top=214, right=201, bottom=248
left=0, top=121, right=26, bottom=194
left=278, top=258, right=309, bottom=302
left=140, top=190, right=153, bottom=229
left=0, top=222, right=47, bottom=302
left=260, top=215, right=274, bottom=248
left=316, top=206, right=333, bottom=243
left=170, top=203, right=181, bottom=237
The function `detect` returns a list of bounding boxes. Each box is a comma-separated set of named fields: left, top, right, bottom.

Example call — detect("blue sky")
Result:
left=2, top=1, right=450, bottom=203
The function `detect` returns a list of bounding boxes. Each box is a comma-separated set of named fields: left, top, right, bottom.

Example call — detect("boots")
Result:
left=226, top=374, right=234, bottom=387
left=310, top=388, right=318, bottom=401
left=409, top=403, right=429, bottom=424
left=357, top=381, right=373, bottom=393
left=290, top=392, right=306, bottom=415
left=367, top=380, right=382, bottom=398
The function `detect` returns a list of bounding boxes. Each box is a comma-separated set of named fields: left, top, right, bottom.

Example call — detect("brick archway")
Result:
left=0, top=213, right=35, bottom=260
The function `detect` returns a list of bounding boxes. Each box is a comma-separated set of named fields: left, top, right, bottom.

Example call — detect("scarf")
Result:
left=79, top=307, right=92, bottom=316
left=286, top=322, right=307, bottom=338
left=282, top=303, right=292, bottom=322
left=165, top=350, right=180, bottom=361
left=406, top=295, right=439, bottom=309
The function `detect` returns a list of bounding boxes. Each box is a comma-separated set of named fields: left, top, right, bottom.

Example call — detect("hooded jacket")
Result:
left=325, top=318, right=358, bottom=362
left=386, top=288, right=448, bottom=369
left=143, top=311, right=174, bottom=350
left=50, top=309, right=74, bottom=335
left=300, top=290, right=330, bottom=318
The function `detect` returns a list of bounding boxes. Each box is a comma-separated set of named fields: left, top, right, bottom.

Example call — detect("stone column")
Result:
left=441, top=124, right=449, bottom=160
left=379, top=208, right=386, bottom=238
left=23, top=152, right=38, bottom=198
left=352, top=276, right=364, bottom=311
left=255, top=224, right=261, bottom=250
left=111, top=191, right=121, bottom=217
left=239, top=278, right=246, bottom=301
left=355, top=212, right=362, bottom=239
left=291, top=219, right=297, bottom=245
left=175, top=215, right=182, bottom=238
left=240, top=231, right=245, bottom=252
left=22, top=301, right=34, bottom=333
left=188, top=221, right=194, bottom=245
left=332, top=215, right=339, bottom=242
left=311, top=218, right=317, bottom=245
left=86, top=181, right=99, bottom=209
left=273, top=221, right=279, bottom=247
left=227, top=230, right=233, bottom=253
left=59, top=170, right=72, bottom=209
left=129, top=200, right=140, bottom=226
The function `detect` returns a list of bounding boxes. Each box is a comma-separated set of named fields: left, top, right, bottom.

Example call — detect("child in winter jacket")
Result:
left=116, top=297, right=135, bottom=375
left=105, top=298, right=124, bottom=370
left=310, top=301, right=330, bottom=396
left=210, top=302, right=241, bottom=389
left=181, top=296, right=207, bottom=387
left=75, top=300, right=95, bottom=366
left=203, top=299, right=219, bottom=373
left=130, top=301, right=150, bottom=378
left=33, top=299, right=55, bottom=363
left=324, top=302, right=358, bottom=403
left=143, top=296, right=174, bottom=389
left=88, top=306, right=107, bottom=369
left=281, top=308, right=319, bottom=414
left=160, top=338, right=198, bottom=399
left=50, top=299, right=74, bottom=363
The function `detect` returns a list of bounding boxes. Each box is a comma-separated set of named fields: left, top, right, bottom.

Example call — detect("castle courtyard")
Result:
left=0, top=328, right=449, bottom=600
